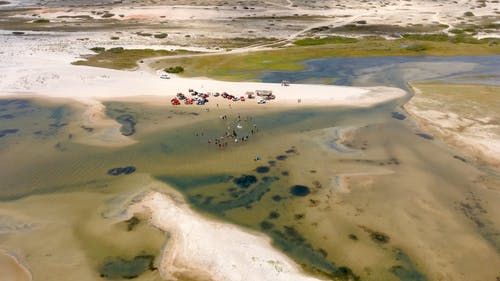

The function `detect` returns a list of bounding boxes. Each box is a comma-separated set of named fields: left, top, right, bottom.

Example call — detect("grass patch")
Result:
left=404, top=44, right=428, bottom=52
left=402, top=33, right=450, bottom=42
left=90, top=47, right=105, bottom=53
left=154, top=38, right=500, bottom=81
left=294, top=36, right=357, bottom=46
left=154, top=33, right=168, bottom=39
left=73, top=48, right=197, bottom=69
left=33, top=19, right=50, bottom=23
left=328, top=24, right=445, bottom=34
left=164, top=66, right=184, bottom=73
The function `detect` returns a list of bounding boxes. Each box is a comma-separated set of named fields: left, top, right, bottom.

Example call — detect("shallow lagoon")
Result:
left=1, top=56, right=500, bottom=281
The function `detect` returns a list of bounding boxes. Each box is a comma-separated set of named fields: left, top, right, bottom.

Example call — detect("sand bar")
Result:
left=0, top=249, right=32, bottom=281
left=127, top=190, right=326, bottom=281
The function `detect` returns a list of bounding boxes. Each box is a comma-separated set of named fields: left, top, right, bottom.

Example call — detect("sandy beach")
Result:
left=0, top=33, right=406, bottom=109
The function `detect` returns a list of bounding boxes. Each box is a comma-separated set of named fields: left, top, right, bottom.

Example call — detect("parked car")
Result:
left=213, top=92, right=220, bottom=97
left=197, top=98, right=208, bottom=105
left=240, top=96, right=245, bottom=101
left=160, top=74, right=170, bottom=79
left=258, top=99, right=266, bottom=104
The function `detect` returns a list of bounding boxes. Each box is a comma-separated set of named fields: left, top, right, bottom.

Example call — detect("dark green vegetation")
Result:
left=32, top=18, right=50, bottom=23
left=325, top=23, right=448, bottom=34
left=402, top=33, right=498, bottom=44
left=294, top=36, right=358, bottom=46
left=73, top=48, right=195, bottom=69
left=153, top=33, right=168, bottom=39
left=164, top=66, right=184, bottom=73
left=99, top=255, right=156, bottom=279
left=90, top=47, right=106, bottom=53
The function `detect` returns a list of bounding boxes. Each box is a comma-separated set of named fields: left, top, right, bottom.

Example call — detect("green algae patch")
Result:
left=99, top=255, right=156, bottom=279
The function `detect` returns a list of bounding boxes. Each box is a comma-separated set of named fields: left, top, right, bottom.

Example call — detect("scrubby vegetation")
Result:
left=154, top=33, right=168, bottom=39
left=294, top=36, right=358, bottom=46
left=73, top=48, right=195, bottom=69
left=164, top=66, right=184, bottom=73
left=402, top=33, right=450, bottom=42
left=33, top=19, right=50, bottom=23
left=403, top=33, right=498, bottom=44
left=90, top=47, right=105, bottom=53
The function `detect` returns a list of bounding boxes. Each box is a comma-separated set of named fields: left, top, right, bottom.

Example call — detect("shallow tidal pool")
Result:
left=0, top=96, right=499, bottom=281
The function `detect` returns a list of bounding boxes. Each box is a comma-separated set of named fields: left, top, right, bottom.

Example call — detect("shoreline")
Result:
left=405, top=82, right=500, bottom=171
left=0, top=249, right=32, bottom=281
left=0, top=62, right=407, bottom=108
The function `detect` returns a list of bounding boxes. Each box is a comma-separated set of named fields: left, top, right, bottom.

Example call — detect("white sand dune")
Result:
left=127, top=190, right=326, bottom=281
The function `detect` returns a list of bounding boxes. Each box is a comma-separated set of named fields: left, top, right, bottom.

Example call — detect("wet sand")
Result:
left=0, top=250, right=31, bottom=281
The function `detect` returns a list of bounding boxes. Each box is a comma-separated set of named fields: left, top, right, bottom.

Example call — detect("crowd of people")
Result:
left=200, top=113, right=260, bottom=149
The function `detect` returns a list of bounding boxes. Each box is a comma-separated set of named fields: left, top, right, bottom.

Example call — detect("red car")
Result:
left=240, top=96, right=245, bottom=101
left=171, top=98, right=180, bottom=105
